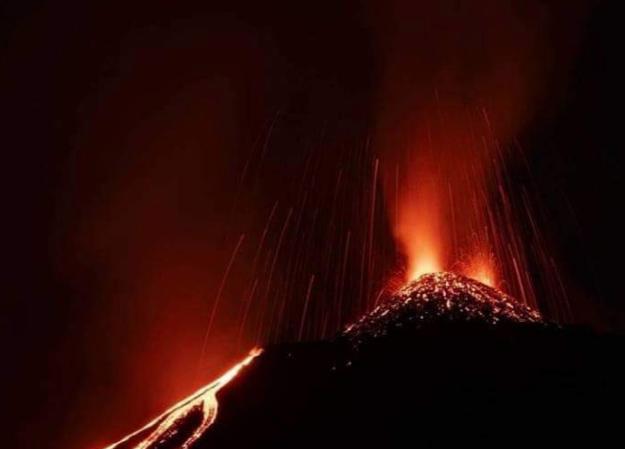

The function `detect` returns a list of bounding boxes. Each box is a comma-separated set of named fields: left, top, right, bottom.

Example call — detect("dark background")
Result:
left=1, top=1, right=621, bottom=448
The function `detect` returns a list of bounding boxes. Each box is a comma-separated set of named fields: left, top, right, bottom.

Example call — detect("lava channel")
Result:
left=102, top=348, right=262, bottom=449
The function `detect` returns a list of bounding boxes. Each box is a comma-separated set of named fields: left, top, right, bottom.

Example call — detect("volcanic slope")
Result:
left=106, top=272, right=624, bottom=448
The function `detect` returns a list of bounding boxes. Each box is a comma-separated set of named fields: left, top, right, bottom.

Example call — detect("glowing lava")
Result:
left=102, top=348, right=262, bottom=449
left=396, top=176, right=445, bottom=282
left=406, top=247, right=442, bottom=282
left=345, top=272, right=541, bottom=342
left=464, top=252, right=497, bottom=287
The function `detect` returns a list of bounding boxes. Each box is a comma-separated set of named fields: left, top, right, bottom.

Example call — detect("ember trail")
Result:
left=102, top=272, right=547, bottom=449
left=99, top=108, right=564, bottom=448
left=99, top=270, right=625, bottom=447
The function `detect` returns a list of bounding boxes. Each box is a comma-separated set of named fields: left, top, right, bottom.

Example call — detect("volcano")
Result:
left=103, top=273, right=624, bottom=448
left=344, top=272, right=542, bottom=343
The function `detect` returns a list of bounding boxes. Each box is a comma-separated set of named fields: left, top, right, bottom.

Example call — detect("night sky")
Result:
left=1, top=1, right=621, bottom=448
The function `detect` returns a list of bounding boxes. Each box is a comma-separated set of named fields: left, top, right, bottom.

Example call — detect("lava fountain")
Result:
left=101, top=271, right=544, bottom=449
left=396, top=171, right=445, bottom=281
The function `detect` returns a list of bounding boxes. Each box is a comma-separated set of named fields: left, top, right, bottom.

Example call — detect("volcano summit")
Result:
left=345, top=272, right=542, bottom=342
left=103, top=273, right=623, bottom=449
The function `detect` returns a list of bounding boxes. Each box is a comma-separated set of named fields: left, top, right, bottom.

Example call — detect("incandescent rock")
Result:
left=344, top=272, right=542, bottom=343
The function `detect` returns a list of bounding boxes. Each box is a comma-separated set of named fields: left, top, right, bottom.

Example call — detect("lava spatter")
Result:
left=344, top=272, right=542, bottom=341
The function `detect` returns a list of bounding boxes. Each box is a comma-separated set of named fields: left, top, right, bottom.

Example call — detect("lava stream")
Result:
left=103, top=348, right=262, bottom=449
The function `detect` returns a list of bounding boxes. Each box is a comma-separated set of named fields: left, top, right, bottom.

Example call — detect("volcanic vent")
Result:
left=344, top=272, right=542, bottom=342
left=99, top=272, right=625, bottom=449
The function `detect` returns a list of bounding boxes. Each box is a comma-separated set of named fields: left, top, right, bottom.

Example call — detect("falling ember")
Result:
left=384, top=108, right=519, bottom=297
left=102, top=348, right=262, bottom=449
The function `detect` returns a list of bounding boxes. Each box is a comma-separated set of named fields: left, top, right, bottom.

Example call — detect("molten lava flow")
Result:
left=103, top=348, right=262, bottom=449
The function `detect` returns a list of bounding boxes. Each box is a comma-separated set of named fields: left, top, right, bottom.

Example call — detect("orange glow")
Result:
left=406, top=248, right=441, bottom=281
left=464, top=254, right=497, bottom=287
left=102, top=348, right=262, bottom=449
left=396, top=174, right=445, bottom=282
